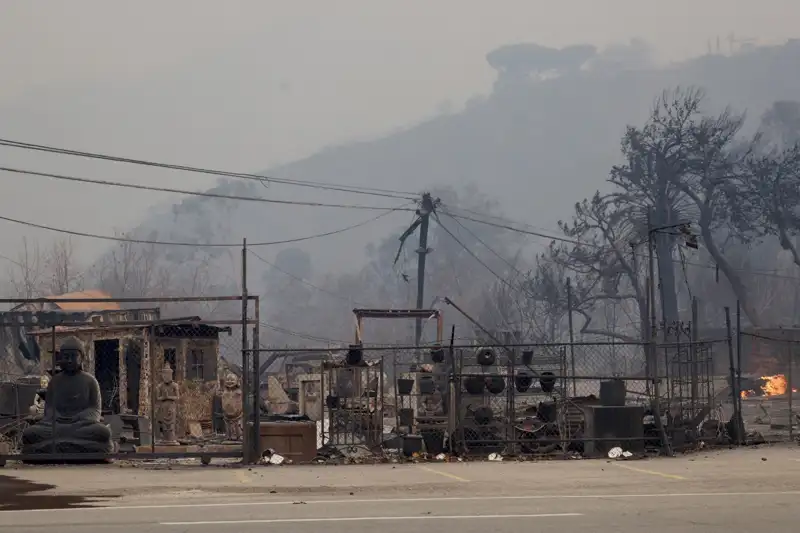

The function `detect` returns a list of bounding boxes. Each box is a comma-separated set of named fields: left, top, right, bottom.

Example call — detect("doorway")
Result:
left=124, top=340, right=142, bottom=414
left=94, top=339, right=120, bottom=414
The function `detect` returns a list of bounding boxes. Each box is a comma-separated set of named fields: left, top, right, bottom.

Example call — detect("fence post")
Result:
left=566, top=277, right=577, bottom=398
left=251, top=300, right=260, bottom=463
left=446, top=326, right=457, bottom=456
left=240, top=238, right=251, bottom=464
left=51, top=326, right=57, bottom=456
left=690, top=297, right=699, bottom=414
left=724, top=307, right=742, bottom=445
left=788, top=337, right=794, bottom=443
left=147, top=325, right=156, bottom=454
left=735, top=301, right=745, bottom=439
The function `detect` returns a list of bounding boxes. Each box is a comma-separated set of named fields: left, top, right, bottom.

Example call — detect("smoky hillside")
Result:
left=80, top=39, right=800, bottom=354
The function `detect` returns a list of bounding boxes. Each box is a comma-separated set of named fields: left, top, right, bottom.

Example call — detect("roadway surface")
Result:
left=2, top=445, right=800, bottom=532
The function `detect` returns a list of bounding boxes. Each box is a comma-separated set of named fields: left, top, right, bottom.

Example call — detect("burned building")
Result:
left=1, top=290, right=230, bottom=440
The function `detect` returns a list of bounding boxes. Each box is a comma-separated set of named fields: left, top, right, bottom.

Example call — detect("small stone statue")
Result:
left=155, top=365, right=180, bottom=445
left=219, top=373, right=243, bottom=441
left=28, top=374, right=50, bottom=419
left=21, top=337, right=113, bottom=454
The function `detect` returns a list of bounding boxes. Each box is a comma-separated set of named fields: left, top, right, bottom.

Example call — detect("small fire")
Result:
left=741, top=389, right=756, bottom=399
left=759, top=374, right=798, bottom=396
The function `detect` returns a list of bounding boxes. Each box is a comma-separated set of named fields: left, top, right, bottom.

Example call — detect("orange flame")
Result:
left=740, top=389, right=756, bottom=399
left=761, top=374, right=788, bottom=396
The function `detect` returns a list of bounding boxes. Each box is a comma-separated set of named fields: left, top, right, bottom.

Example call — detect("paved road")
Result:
left=2, top=446, right=800, bottom=532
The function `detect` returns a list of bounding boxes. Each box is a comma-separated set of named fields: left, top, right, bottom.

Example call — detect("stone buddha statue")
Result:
left=21, top=336, right=114, bottom=455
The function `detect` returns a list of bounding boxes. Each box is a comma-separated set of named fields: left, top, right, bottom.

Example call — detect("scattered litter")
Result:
left=488, top=453, right=503, bottom=462
left=269, top=453, right=285, bottom=465
left=607, top=447, right=623, bottom=459
left=435, top=453, right=447, bottom=461
left=621, top=451, right=633, bottom=458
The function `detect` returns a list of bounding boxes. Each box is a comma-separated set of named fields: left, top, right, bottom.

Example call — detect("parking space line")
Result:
left=161, top=513, right=582, bottom=526
left=615, top=463, right=686, bottom=480
left=417, top=465, right=470, bottom=482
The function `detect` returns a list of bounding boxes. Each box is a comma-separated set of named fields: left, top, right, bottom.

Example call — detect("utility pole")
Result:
left=414, top=193, right=435, bottom=355
left=647, top=211, right=657, bottom=345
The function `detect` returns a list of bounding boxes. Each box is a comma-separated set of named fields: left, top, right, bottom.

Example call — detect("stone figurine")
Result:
left=219, top=372, right=243, bottom=441
left=28, top=374, right=50, bottom=419
left=155, top=364, right=180, bottom=445
left=21, top=337, right=114, bottom=454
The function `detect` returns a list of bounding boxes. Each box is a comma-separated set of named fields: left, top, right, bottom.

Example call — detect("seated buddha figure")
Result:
left=21, top=336, right=113, bottom=455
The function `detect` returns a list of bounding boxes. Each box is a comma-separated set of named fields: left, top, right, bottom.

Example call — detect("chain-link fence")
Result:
left=737, top=330, right=799, bottom=444
left=0, top=295, right=259, bottom=465
left=250, top=336, right=731, bottom=461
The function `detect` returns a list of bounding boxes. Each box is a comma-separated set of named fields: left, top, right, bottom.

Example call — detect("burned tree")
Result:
left=545, top=193, right=646, bottom=342
left=739, top=144, right=800, bottom=268
left=614, top=88, right=760, bottom=325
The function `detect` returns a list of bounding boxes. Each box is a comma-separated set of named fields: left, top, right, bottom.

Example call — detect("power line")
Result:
left=0, top=138, right=418, bottom=200
left=259, top=321, right=347, bottom=345
left=248, top=249, right=367, bottom=306
left=0, top=166, right=415, bottom=212
left=448, top=211, right=800, bottom=281
left=439, top=208, right=527, bottom=278
left=433, top=214, right=521, bottom=293
left=0, top=206, right=406, bottom=248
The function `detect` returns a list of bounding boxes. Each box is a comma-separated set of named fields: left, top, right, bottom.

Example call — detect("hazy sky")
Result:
left=0, top=1, right=797, bottom=266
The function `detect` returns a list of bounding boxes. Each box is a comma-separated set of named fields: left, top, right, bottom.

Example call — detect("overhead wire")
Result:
left=248, top=249, right=367, bottom=306
left=446, top=211, right=800, bottom=281
left=438, top=207, right=527, bottom=279
left=259, top=321, right=348, bottom=345
left=0, top=138, right=418, bottom=200
left=0, top=166, right=415, bottom=211
left=433, top=213, right=522, bottom=294
left=0, top=204, right=408, bottom=247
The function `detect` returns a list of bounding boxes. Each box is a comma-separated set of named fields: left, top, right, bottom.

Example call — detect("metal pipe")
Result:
left=50, top=326, right=56, bottom=455
left=240, top=238, right=251, bottom=463
left=246, top=339, right=725, bottom=353
left=0, top=295, right=255, bottom=304
left=148, top=326, right=156, bottom=454
left=251, top=298, right=260, bottom=461
left=566, top=277, right=577, bottom=397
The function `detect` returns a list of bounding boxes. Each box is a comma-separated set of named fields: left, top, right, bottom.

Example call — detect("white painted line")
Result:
left=161, top=513, right=582, bottom=526
left=3, top=489, right=800, bottom=515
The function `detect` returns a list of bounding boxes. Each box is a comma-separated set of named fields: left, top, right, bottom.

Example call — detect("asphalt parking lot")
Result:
left=1, top=445, right=799, bottom=532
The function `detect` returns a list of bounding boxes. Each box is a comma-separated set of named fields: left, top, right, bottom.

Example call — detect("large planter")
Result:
left=430, top=345, right=445, bottom=363
left=346, top=344, right=363, bottom=366
left=325, top=395, right=340, bottom=409
left=464, top=376, right=485, bottom=395
left=398, top=408, right=414, bottom=426
left=539, top=371, right=556, bottom=393
left=515, top=371, right=533, bottom=393
left=477, top=348, right=496, bottom=366
left=485, top=375, right=505, bottom=395
left=397, top=378, right=415, bottom=395
left=473, top=406, right=494, bottom=425
left=402, top=434, right=424, bottom=457
left=521, top=350, right=534, bottom=365
left=419, top=375, right=436, bottom=395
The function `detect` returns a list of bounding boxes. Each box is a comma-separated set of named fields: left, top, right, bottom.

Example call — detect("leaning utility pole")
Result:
left=393, top=193, right=439, bottom=361
left=414, top=193, right=435, bottom=353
